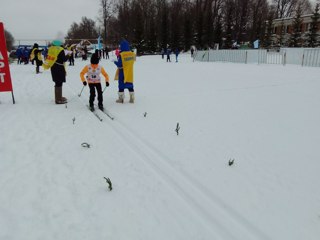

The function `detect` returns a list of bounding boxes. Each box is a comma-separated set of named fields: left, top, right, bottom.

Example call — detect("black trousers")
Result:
left=89, top=83, right=103, bottom=106
left=69, top=56, right=74, bottom=65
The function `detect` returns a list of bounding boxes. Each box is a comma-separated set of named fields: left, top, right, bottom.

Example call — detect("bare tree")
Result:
left=65, top=17, right=99, bottom=43
left=272, top=0, right=311, bottom=18
left=203, top=0, right=214, bottom=48
left=99, top=0, right=117, bottom=45
left=170, top=0, right=185, bottom=48
left=248, top=0, right=269, bottom=43
left=297, top=0, right=312, bottom=14
left=233, top=0, right=251, bottom=43
left=223, top=0, right=236, bottom=48
left=273, top=0, right=297, bottom=18
left=103, top=0, right=311, bottom=52
left=116, top=0, right=132, bottom=40
left=212, top=0, right=224, bottom=46
left=194, top=0, right=205, bottom=48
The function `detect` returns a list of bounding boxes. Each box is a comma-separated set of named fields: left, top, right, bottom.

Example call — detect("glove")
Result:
left=106, top=82, right=109, bottom=87
left=83, top=81, right=87, bottom=86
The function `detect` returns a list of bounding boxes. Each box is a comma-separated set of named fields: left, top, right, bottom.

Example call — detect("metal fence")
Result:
left=258, top=50, right=286, bottom=65
left=302, top=48, right=320, bottom=67
left=194, top=48, right=320, bottom=67
left=195, top=49, right=248, bottom=63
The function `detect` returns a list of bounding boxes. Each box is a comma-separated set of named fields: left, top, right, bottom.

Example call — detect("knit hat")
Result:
left=91, top=53, right=99, bottom=64
left=52, top=40, right=62, bottom=46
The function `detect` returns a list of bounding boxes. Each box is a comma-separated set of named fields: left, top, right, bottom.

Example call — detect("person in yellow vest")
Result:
left=30, top=43, right=43, bottom=74
left=113, top=39, right=136, bottom=103
left=80, top=53, right=110, bottom=111
left=42, top=40, right=68, bottom=104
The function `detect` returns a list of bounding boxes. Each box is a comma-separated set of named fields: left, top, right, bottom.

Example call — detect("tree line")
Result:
left=67, top=0, right=317, bottom=52
left=4, top=0, right=319, bottom=52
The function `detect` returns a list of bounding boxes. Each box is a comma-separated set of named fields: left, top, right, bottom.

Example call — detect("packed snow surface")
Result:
left=1, top=54, right=320, bottom=240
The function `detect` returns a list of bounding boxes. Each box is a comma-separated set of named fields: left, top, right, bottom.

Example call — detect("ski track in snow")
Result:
left=2, top=55, right=320, bottom=239
left=66, top=89, right=271, bottom=240
left=66, top=83, right=264, bottom=239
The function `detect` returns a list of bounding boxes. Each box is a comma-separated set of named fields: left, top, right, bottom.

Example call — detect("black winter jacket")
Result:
left=51, top=50, right=67, bottom=84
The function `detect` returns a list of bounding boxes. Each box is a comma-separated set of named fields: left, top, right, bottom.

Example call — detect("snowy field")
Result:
left=0, top=53, right=320, bottom=240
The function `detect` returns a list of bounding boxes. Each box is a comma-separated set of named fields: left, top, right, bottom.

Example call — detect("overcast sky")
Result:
left=1, top=0, right=319, bottom=45
left=0, top=0, right=101, bottom=44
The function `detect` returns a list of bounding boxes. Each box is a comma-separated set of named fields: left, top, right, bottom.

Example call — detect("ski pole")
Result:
left=78, top=85, right=85, bottom=97
left=102, top=86, right=107, bottom=93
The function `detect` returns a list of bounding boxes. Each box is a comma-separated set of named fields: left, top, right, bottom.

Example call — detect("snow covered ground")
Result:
left=1, top=53, right=320, bottom=240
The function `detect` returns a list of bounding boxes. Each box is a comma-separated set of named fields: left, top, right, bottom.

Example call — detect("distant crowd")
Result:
left=14, top=44, right=111, bottom=66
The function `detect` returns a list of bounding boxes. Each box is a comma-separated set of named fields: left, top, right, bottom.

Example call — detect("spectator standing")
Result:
left=43, top=40, right=68, bottom=104
left=105, top=46, right=110, bottom=59
left=16, top=47, right=22, bottom=64
left=161, top=48, right=165, bottom=59
left=166, top=48, right=171, bottom=62
left=30, top=43, right=44, bottom=73
left=174, top=48, right=179, bottom=62
left=191, top=47, right=194, bottom=58
left=113, top=40, right=136, bottom=103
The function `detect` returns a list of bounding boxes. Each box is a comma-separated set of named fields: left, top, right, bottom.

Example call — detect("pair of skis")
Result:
left=87, top=105, right=114, bottom=121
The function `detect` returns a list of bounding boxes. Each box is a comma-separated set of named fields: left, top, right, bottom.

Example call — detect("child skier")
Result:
left=80, top=53, right=110, bottom=111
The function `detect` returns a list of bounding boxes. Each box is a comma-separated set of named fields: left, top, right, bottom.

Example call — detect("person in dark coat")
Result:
left=161, top=48, right=165, bottom=59
left=22, top=47, right=30, bottom=64
left=16, top=47, right=23, bottom=64
left=68, top=46, right=75, bottom=66
left=174, top=48, right=179, bottom=62
left=43, top=40, right=68, bottom=104
left=30, top=43, right=44, bottom=73
left=105, top=46, right=109, bottom=59
left=166, top=48, right=171, bottom=62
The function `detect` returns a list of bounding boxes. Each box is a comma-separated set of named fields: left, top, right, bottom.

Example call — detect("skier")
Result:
left=113, top=39, right=136, bottom=103
left=43, top=40, right=68, bottom=104
left=80, top=53, right=110, bottom=111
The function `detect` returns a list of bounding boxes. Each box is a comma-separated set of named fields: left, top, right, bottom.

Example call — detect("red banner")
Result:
left=0, top=22, right=13, bottom=92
